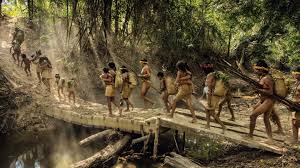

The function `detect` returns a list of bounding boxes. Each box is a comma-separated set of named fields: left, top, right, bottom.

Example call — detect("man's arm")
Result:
left=179, top=74, right=191, bottom=81
left=21, top=60, right=24, bottom=67
left=258, top=77, right=273, bottom=95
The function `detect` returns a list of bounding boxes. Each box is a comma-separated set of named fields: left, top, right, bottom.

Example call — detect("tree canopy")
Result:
left=1, top=0, right=299, bottom=69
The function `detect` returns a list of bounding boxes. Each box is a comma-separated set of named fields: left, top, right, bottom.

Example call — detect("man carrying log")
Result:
left=247, top=60, right=274, bottom=143
left=200, top=62, right=226, bottom=133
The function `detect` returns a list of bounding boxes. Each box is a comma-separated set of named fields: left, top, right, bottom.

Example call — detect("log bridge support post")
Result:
left=153, top=117, right=160, bottom=159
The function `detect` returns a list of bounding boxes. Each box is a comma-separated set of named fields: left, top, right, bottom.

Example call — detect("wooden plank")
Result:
left=159, top=115, right=287, bottom=154
left=175, top=110, right=284, bottom=142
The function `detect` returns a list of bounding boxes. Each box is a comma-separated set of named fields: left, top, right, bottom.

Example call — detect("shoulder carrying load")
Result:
left=16, top=30, right=25, bottom=44
left=165, top=76, right=177, bottom=95
left=67, top=80, right=75, bottom=89
left=213, top=71, right=229, bottom=97
left=271, top=69, right=288, bottom=97
left=129, top=72, right=137, bottom=89
left=114, top=70, right=123, bottom=88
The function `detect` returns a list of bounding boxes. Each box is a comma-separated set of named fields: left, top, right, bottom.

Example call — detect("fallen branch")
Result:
left=164, top=152, right=203, bottom=168
left=71, top=135, right=132, bottom=168
left=79, top=129, right=117, bottom=147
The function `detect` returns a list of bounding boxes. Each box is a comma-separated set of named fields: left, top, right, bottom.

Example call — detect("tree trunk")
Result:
left=122, top=1, right=132, bottom=36
left=0, top=0, right=3, bottom=17
left=27, top=0, right=32, bottom=20
left=114, top=0, right=119, bottom=37
left=71, top=135, right=132, bottom=168
left=79, top=129, right=117, bottom=147
left=103, top=0, right=112, bottom=33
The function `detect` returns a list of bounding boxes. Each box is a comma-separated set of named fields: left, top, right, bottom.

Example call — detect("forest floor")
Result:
left=1, top=17, right=300, bottom=167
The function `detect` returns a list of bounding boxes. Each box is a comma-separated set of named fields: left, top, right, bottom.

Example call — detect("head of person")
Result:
left=120, top=66, right=128, bottom=74
left=293, top=67, right=300, bottom=81
left=108, top=62, right=116, bottom=70
left=36, top=50, right=42, bottom=56
left=200, top=62, right=214, bottom=75
left=139, top=58, right=148, bottom=66
left=55, top=74, right=60, bottom=79
left=103, top=67, right=109, bottom=74
left=21, top=54, right=26, bottom=59
left=253, top=60, right=269, bottom=76
left=15, top=27, right=19, bottom=32
left=157, top=72, right=164, bottom=80
left=176, top=60, right=187, bottom=72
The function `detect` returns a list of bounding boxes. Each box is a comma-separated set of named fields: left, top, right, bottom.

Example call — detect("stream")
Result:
left=0, top=120, right=227, bottom=168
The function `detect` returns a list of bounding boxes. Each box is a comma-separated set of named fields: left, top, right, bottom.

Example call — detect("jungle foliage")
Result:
left=1, top=0, right=300, bottom=70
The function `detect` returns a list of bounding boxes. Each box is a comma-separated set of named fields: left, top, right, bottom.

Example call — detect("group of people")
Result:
left=10, top=28, right=53, bottom=91
left=10, top=27, right=300, bottom=145
left=100, top=58, right=300, bottom=145
left=10, top=28, right=77, bottom=103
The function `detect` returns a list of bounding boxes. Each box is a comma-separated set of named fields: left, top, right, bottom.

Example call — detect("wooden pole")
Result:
left=181, top=132, right=186, bottom=153
left=174, top=130, right=180, bottom=153
left=153, top=117, right=160, bottom=159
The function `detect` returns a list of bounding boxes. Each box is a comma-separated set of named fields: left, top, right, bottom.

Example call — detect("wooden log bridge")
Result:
left=39, top=98, right=288, bottom=155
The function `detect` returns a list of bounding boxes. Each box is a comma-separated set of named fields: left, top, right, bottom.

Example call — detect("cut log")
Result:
left=164, top=152, right=203, bottom=168
left=131, top=135, right=149, bottom=145
left=79, top=129, right=117, bottom=147
left=71, top=135, right=132, bottom=168
left=131, top=128, right=170, bottom=146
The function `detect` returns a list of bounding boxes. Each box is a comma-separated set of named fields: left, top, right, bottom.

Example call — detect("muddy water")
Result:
left=0, top=122, right=225, bottom=168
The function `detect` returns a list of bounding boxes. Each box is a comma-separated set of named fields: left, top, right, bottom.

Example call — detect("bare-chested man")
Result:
left=217, top=87, right=235, bottom=121
left=169, top=61, right=196, bottom=123
left=39, top=56, right=52, bottom=92
left=138, top=59, right=154, bottom=110
left=290, top=67, right=300, bottom=144
left=12, top=28, right=25, bottom=46
left=10, top=42, right=21, bottom=65
left=31, top=50, right=42, bottom=84
left=201, top=62, right=226, bottom=133
left=55, top=74, right=66, bottom=100
left=157, top=72, right=171, bottom=113
left=247, top=60, right=274, bottom=143
left=120, top=66, right=134, bottom=112
left=20, top=54, right=31, bottom=76
left=100, top=67, right=122, bottom=117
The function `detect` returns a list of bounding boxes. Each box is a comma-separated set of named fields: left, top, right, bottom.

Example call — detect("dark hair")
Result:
left=108, top=62, right=116, bottom=70
left=255, top=60, right=269, bottom=73
left=256, top=60, right=269, bottom=68
left=55, top=74, right=60, bottom=79
left=21, top=54, right=26, bottom=59
left=176, top=60, right=187, bottom=72
left=141, top=58, right=147, bottom=62
left=157, top=72, right=164, bottom=77
left=201, top=62, right=214, bottom=75
left=296, top=67, right=300, bottom=72
left=36, top=50, right=41, bottom=55
left=103, top=67, right=109, bottom=73
left=120, top=66, right=128, bottom=73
